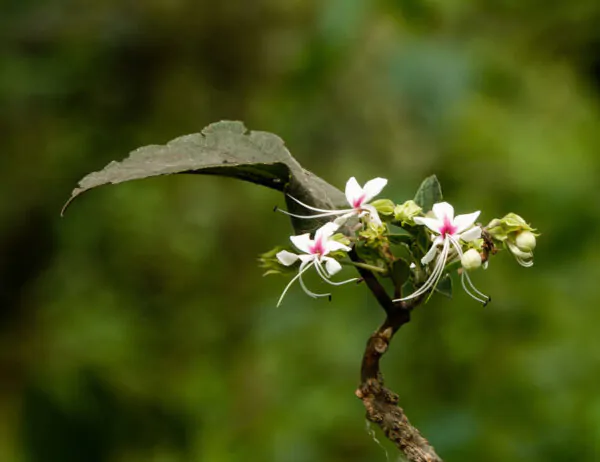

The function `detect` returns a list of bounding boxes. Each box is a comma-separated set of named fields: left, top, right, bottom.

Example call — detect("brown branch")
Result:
left=354, top=263, right=444, bottom=461
left=349, top=250, right=395, bottom=315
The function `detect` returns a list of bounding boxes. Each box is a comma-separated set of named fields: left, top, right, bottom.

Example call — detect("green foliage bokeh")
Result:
left=2, top=1, right=600, bottom=461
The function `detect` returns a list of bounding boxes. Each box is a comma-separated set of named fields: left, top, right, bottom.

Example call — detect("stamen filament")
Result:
left=314, top=261, right=359, bottom=286
left=277, top=260, right=316, bottom=307
left=517, top=257, right=533, bottom=267
left=276, top=208, right=346, bottom=220
left=461, top=272, right=489, bottom=305
left=298, top=262, right=330, bottom=299
left=287, top=194, right=355, bottom=215
left=448, top=236, right=490, bottom=304
left=395, top=239, right=449, bottom=301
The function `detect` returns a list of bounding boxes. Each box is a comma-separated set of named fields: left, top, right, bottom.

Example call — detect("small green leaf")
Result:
left=414, top=227, right=432, bottom=259
left=390, top=259, right=410, bottom=290
left=413, top=175, right=443, bottom=211
left=258, top=246, right=296, bottom=276
left=434, top=274, right=453, bottom=298
left=62, top=121, right=346, bottom=234
left=389, top=240, right=415, bottom=264
left=388, top=234, right=413, bottom=246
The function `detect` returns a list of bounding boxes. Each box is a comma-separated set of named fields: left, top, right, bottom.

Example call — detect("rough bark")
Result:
left=351, top=250, right=443, bottom=462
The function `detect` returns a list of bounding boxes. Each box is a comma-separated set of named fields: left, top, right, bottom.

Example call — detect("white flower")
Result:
left=279, top=177, right=388, bottom=226
left=394, top=202, right=490, bottom=305
left=275, top=222, right=357, bottom=307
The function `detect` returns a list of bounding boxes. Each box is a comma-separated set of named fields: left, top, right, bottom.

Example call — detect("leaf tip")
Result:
left=60, top=189, right=83, bottom=217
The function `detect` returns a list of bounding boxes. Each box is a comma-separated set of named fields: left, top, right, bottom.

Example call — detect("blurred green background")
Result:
left=2, top=1, right=600, bottom=461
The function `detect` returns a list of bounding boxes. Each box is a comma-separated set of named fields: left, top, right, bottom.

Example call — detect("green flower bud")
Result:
left=486, top=213, right=537, bottom=267
left=393, top=200, right=422, bottom=225
left=370, top=199, right=395, bottom=216
left=461, top=248, right=482, bottom=271
left=503, top=213, right=529, bottom=228
left=486, top=213, right=536, bottom=242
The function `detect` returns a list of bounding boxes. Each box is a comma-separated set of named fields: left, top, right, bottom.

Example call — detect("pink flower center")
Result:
left=309, top=237, right=325, bottom=256
left=352, top=193, right=366, bottom=209
left=439, top=216, right=457, bottom=238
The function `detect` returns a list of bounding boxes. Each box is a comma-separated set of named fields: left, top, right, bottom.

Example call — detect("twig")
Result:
left=349, top=250, right=394, bottom=315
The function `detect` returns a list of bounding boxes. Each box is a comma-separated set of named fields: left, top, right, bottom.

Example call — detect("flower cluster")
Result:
left=275, top=177, right=385, bottom=306
left=394, top=202, right=490, bottom=305
left=269, top=177, right=536, bottom=307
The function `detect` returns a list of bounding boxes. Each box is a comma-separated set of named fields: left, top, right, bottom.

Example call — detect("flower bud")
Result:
left=370, top=199, right=395, bottom=216
left=515, top=231, right=536, bottom=252
left=486, top=213, right=535, bottom=242
left=394, top=200, right=422, bottom=224
left=486, top=212, right=537, bottom=268
left=461, top=249, right=482, bottom=271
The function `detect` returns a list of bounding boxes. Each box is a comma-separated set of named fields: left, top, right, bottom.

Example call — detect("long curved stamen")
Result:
left=277, top=260, right=315, bottom=307
left=411, top=240, right=449, bottom=299
left=276, top=208, right=346, bottom=220
left=287, top=194, right=355, bottom=215
left=297, top=262, right=331, bottom=299
left=396, top=239, right=449, bottom=301
left=516, top=257, right=534, bottom=267
left=461, top=272, right=489, bottom=305
left=448, top=236, right=490, bottom=304
left=314, top=261, right=358, bottom=286
left=463, top=270, right=490, bottom=302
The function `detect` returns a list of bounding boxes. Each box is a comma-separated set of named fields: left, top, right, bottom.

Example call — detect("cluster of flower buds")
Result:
left=486, top=213, right=538, bottom=267
left=264, top=177, right=537, bottom=307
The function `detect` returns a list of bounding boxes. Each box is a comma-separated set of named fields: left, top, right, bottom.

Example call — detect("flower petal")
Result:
left=361, top=204, right=382, bottom=226
left=314, top=222, right=339, bottom=242
left=414, top=216, right=443, bottom=234
left=432, top=202, right=454, bottom=222
left=333, top=213, right=356, bottom=227
left=507, top=242, right=533, bottom=260
left=323, top=257, right=342, bottom=276
left=276, top=250, right=299, bottom=266
left=453, top=211, right=481, bottom=234
left=326, top=240, right=351, bottom=253
left=290, top=233, right=312, bottom=254
left=422, top=236, right=444, bottom=264
left=298, top=254, right=315, bottom=263
left=458, top=226, right=482, bottom=242
left=345, top=177, right=363, bottom=206
left=362, top=178, right=387, bottom=203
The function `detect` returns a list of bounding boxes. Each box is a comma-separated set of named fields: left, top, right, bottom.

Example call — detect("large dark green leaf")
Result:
left=413, top=175, right=443, bottom=212
left=62, top=121, right=346, bottom=234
